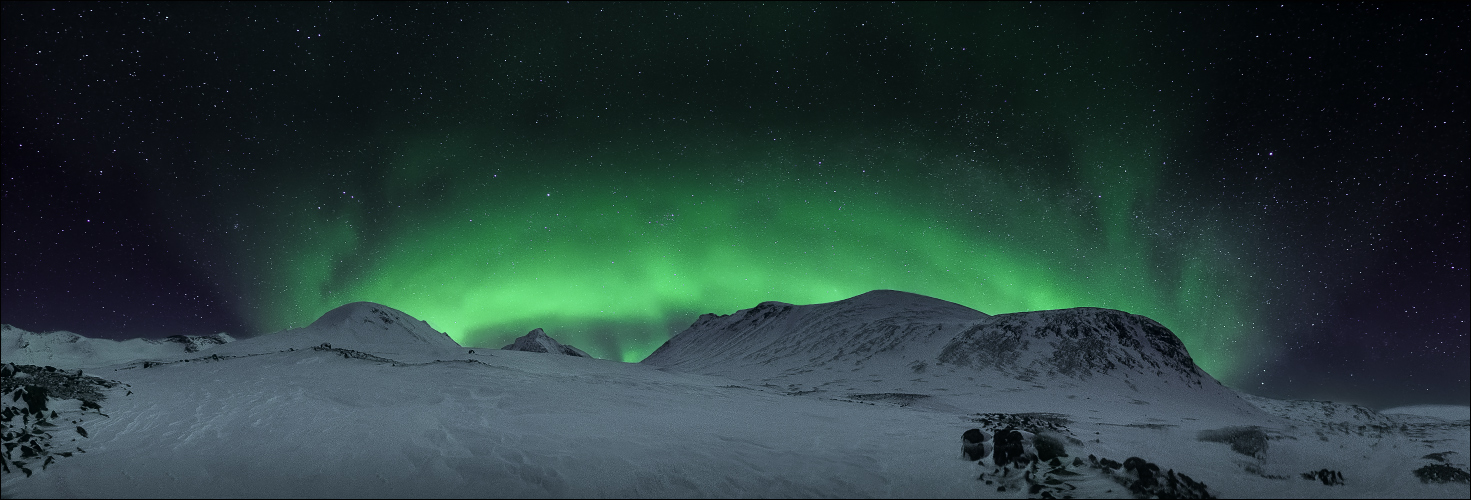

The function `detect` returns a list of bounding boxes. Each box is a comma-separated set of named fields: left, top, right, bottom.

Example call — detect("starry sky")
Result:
left=3, top=2, right=1466, bottom=408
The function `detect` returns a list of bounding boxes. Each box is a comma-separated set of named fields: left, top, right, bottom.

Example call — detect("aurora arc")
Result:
left=218, top=128, right=1255, bottom=378
left=116, top=2, right=1265, bottom=381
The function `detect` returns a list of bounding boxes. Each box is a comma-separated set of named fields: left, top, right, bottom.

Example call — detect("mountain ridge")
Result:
left=0, top=324, right=235, bottom=370
left=191, top=302, right=464, bottom=363
left=642, top=290, right=1260, bottom=418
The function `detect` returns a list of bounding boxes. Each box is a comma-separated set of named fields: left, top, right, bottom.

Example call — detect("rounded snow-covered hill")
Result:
left=644, top=290, right=986, bottom=375
left=643, top=290, right=1265, bottom=419
left=202, top=302, right=465, bottom=362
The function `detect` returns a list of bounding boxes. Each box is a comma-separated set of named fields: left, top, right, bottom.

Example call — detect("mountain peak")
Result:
left=848, top=289, right=939, bottom=303
left=300, top=302, right=458, bottom=348
left=502, top=328, right=592, bottom=358
left=308, top=302, right=405, bottom=330
left=195, top=302, right=462, bottom=362
left=826, top=289, right=988, bottom=316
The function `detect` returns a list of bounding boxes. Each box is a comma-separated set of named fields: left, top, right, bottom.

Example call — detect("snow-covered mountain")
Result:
left=643, top=290, right=987, bottom=375
left=501, top=328, right=592, bottom=357
left=197, top=302, right=466, bottom=363
left=937, top=307, right=1207, bottom=386
left=0, top=324, right=234, bottom=370
left=643, top=290, right=1262, bottom=419
left=2, top=292, right=1466, bottom=498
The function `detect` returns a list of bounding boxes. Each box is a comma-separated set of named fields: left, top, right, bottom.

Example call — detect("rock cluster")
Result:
left=959, top=421, right=1215, bottom=499
left=1, top=363, right=116, bottom=477
left=1301, top=468, right=1345, bottom=485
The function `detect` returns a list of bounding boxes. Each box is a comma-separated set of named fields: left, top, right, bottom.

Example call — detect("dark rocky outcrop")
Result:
left=1301, top=468, right=1345, bottom=485
left=501, top=328, right=591, bottom=358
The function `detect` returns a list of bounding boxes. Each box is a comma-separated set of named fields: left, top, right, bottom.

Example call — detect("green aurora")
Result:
left=221, top=128, right=1256, bottom=377
left=153, top=2, right=1260, bottom=379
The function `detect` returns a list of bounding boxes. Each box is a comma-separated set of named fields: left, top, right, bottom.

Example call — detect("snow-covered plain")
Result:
left=2, top=294, right=1467, bottom=498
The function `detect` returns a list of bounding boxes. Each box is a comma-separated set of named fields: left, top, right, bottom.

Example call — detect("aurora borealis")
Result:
left=3, top=2, right=1467, bottom=408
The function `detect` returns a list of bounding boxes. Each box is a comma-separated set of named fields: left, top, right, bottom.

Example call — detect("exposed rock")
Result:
left=1034, top=433, right=1068, bottom=462
left=501, top=328, right=591, bottom=358
left=161, top=334, right=234, bottom=353
left=1414, top=463, right=1471, bottom=484
left=1301, top=468, right=1345, bottom=485
left=993, top=426, right=1038, bottom=468
left=1, top=363, right=116, bottom=477
left=961, top=428, right=991, bottom=461
left=968, top=413, right=1074, bottom=436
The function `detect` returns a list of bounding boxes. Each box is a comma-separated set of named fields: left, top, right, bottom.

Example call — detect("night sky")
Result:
left=3, top=2, right=1466, bottom=408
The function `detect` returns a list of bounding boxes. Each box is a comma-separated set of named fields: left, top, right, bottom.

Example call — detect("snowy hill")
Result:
left=643, top=290, right=987, bottom=376
left=0, top=324, right=234, bottom=370
left=200, top=302, right=466, bottom=363
left=1, top=303, right=459, bottom=369
left=643, top=290, right=1262, bottom=419
left=501, top=328, right=592, bottom=357
left=937, top=307, right=1207, bottom=386
left=1382, top=405, right=1471, bottom=422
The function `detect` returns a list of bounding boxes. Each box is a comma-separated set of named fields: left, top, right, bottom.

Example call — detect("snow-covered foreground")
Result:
left=5, top=348, right=1002, bottom=498
left=2, top=297, right=1467, bottom=498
